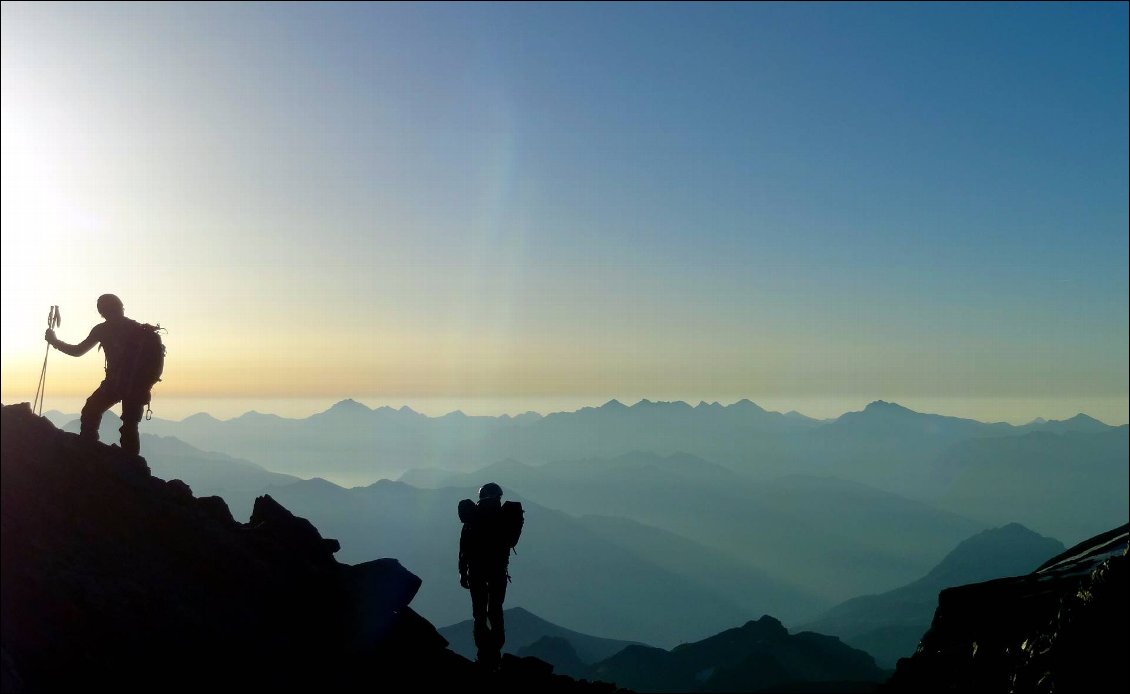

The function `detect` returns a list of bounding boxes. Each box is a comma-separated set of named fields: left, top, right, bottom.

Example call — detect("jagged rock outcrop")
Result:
left=0, top=403, right=619, bottom=693
left=885, top=524, right=1129, bottom=692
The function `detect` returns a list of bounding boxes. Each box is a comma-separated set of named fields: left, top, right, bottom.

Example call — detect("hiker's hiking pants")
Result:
left=470, top=568, right=508, bottom=664
left=80, top=379, right=150, bottom=456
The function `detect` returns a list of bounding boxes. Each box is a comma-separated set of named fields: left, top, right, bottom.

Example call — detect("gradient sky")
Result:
left=2, top=2, right=1127, bottom=423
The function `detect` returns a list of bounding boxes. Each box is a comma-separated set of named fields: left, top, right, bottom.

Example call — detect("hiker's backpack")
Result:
left=500, top=500, right=524, bottom=552
left=122, top=319, right=166, bottom=394
left=458, top=498, right=477, bottom=524
left=458, top=498, right=524, bottom=553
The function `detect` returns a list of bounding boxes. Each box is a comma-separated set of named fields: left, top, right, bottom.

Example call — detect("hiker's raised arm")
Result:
left=46, top=327, right=98, bottom=357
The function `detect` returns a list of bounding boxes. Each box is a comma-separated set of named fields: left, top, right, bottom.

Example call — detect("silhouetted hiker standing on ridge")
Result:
left=458, top=482, right=524, bottom=670
left=44, top=294, right=164, bottom=456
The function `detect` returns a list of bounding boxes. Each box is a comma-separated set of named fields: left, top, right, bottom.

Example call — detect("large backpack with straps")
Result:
left=120, top=319, right=166, bottom=397
left=458, top=498, right=525, bottom=553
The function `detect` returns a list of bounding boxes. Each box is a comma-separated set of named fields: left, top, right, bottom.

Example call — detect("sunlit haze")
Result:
left=2, top=3, right=1127, bottom=425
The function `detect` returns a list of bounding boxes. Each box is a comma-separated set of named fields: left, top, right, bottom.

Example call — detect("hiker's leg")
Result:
left=119, top=393, right=146, bottom=456
left=80, top=382, right=120, bottom=443
left=470, top=579, right=490, bottom=660
left=487, top=573, right=508, bottom=653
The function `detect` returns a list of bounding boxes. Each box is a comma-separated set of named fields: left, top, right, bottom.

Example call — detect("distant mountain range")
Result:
left=56, top=398, right=1122, bottom=548
left=799, top=523, right=1066, bottom=667
left=70, top=398, right=1123, bottom=493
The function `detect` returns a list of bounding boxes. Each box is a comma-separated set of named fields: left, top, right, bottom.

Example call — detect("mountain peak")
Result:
left=326, top=399, right=371, bottom=414
left=1068, top=413, right=1100, bottom=424
left=922, top=523, right=1065, bottom=587
left=631, top=399, right=692, bottom=410
left=744, top=614, right=787, bottom=635
left=863, top=400, right=914, bottom=414
left=183, top=412, right=220, bottom=424
left=599, top=399, right=627, bottom=410
left=730, top=398, right=767, bottom=412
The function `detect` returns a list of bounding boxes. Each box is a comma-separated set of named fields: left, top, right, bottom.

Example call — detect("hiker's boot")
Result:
left=77, top=430, right=100, bottom=448
left=119, top=426, right=140, bottom=456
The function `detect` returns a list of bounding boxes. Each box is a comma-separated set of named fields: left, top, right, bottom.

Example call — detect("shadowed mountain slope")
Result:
left=0, top=403, right=616, bottom=693
left=922, top=428, right=1129, bottom=545
left=589, top=615, right=888, bottom=693
left=801, top=523, right=1065, bottom=667
left=401, top=452, right=985, bottom=603
left=439, top=606, right=648, bottom=665
left=517, top=637, right=592, bottom=680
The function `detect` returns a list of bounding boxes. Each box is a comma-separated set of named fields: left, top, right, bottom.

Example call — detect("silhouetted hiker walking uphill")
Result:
left=44, top=293, right=165, bottom=456
left=458, top=482, right=524, bottom=670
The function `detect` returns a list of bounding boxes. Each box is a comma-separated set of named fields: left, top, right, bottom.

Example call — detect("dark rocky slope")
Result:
left=885, top=523, right=1128, bottom=692
left=0, top=403, right=617, bottom=693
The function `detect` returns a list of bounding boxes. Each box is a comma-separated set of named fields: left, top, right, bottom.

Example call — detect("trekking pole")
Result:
left=33, top=306, right=60, bottom=416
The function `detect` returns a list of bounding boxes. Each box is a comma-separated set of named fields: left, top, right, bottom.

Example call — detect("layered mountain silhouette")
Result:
left=800, top=523, right=1065, bottom=667
left=42, top=398, right=1127, bottom=653
left=15, top=398, right=1125, bottom=692
left=401, top=452, right=986, bottom=604
left=124, top=399, right=1126, bottom=547
left=886, top=524, right=1128, bottom=692
left=0, top=403, right=616, bottom=693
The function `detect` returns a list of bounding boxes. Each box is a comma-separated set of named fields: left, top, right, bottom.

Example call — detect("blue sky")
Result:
left=1, top=2, right=1126, bottom=422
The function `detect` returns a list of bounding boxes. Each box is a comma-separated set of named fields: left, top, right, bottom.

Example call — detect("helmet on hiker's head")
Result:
left=478, top=482, right=503, bottom=501
left=97, top=294, right=124, bottom=319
